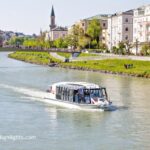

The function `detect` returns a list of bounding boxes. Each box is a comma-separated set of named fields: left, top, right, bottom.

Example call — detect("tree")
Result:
left=8, top=36, right=25, bottom=46
left=141, top=43, right=150, bottom=56
left=99, top=42, right=108, bottom=52
left=86, top=19, right=102, bottom=48
left=23, top=38, right=37, bottom=48
left=0, top=35, right=3, bottom=47
left=54, top=38, right=64, bottom=48
left=91, top=40, right=98, bottom=49
left=68, top=25, right=84, bottom=49
left=118, top=41, right=126, bottom=55
left=124, top=41, right=133, bottom=55
left=78, top=36, right=90, bottom=49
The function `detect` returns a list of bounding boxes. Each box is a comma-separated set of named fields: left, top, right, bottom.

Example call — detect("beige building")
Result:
left=48, top=26, right=68, bottom=41
left=74, top=14, right=110, bottom=45
left=107, top=10, right=133, bottom=50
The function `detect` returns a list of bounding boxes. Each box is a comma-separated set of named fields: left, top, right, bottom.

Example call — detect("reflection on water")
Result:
left=0, top=52, right=150, bottom=150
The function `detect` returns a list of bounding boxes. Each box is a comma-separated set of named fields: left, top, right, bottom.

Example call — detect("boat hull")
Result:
left=44, top=96, right=113, bottom=111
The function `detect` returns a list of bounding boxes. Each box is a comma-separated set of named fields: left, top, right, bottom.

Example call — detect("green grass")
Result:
left=9, top=51, right=62, bottom=65
left=8, top=51, right=150, bottom=78
left=60, top=59, right=150, bottom=78
left=57, top=52, right=71, bottom=58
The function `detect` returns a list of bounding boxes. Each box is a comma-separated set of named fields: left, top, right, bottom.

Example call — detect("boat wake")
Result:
left=0, top=83, right=50, bottom=99
left=0, top=84, right=82, bottom=110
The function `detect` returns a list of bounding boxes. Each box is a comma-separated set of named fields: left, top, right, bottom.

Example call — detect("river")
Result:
left=0, top=52, right=150, bottom=150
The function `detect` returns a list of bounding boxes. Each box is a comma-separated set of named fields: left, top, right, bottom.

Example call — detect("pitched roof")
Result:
left=51, top=26, right=68, bottom=31
left=84, top=14, right=111, bottom=21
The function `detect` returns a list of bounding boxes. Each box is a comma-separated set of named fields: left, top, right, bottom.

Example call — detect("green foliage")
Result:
left=78, top=36, right=90, bottom=49
left=0, top=35, right=3, bottom=47
left=112, top=46, right=119, bottom=54
left=54, top=38, right=68, bottom=48
left=86, top=19, right=102, bottom=41
left=23, top=38, right=37, bottom=48
left=99, top=42, right=107, bottom=51
left=118, top=42, right=126, bottom=55
left=141, top=43, right=150, bottom=56
left=91, top=40, right=98, bottom=49
left=112, top=42, right=126, bottom=55
left=124, top=41, right=133, bottom=55
left=9, top=51, right=62, bottom=65
left=57, top=52, right=71, bottom=58
left=8, top=36, right=25, bottom=46
left=78, top=53, right=98, bottom=57
left=66, top=25, right=84, bottom=49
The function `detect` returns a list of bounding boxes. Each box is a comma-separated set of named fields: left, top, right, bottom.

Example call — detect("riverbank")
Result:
left=8, top=51, right=61, bottom=65
left=9, top=51, right=150, bottom=78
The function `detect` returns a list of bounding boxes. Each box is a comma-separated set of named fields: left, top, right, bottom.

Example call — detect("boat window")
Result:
left=101, top=88, right=108, bottom=99
left=90, top=89, right=100, bottom=97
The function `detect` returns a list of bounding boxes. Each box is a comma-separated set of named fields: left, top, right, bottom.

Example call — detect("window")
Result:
left=125, top=27, right=129, bottom=32
left=125, top=18, right=129, bottom=23
left=125, top=36, right=128, bottom=40
left=103, top=23, right=106, bottom=27
left=102, top=37, right=105, bottom=40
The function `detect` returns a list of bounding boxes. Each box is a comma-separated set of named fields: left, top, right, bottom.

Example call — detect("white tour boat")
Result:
left=46, top=82, right=115, bottom=111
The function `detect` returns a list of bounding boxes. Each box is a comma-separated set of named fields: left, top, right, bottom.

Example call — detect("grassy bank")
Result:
left=60, top=59, right=150, bottom=78
left=8, top=51, right=150, bottom=78
left=8, top=51, right=61, bottom=65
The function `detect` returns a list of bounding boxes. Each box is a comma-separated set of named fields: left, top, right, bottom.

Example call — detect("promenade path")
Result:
left=99, top=53, right=150, bottom=61
left=50, top=52, right=66, bottom=62
left=51, top=52, right=150, bottom=62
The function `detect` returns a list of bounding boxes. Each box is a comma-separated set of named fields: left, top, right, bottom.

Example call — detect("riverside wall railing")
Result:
left=0, top=47, right=81, bottom=53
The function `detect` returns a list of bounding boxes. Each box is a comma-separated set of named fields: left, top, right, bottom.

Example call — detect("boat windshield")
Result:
left=90, top=88, right=107, bottom=99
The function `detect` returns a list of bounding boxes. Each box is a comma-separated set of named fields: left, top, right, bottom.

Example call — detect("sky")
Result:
left=0, top=0, right=150, bottom=35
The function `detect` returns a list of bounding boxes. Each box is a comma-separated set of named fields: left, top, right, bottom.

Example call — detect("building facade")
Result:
left=133, top=4, right=150, bottom=43
left=45, top=6, right=68, bottom=41
left=74, top=14, right=110, bottom=45
left=107, top=10, right=133, bottom=50
left=49, top=26, right=68, bottom=41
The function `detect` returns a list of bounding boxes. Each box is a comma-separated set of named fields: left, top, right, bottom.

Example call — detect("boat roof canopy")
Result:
left=51, top=82, right=103, bottom=90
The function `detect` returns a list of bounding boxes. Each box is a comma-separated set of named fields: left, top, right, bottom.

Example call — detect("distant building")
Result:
left=45, top=6, right=68, bottom=41
left=74, top=14, right=110, bottom=45
left=107, top=10, right=133, bottom=50
left=133, top=4, right=150, bottom=43
left=50, top=6, right=56, bottom=30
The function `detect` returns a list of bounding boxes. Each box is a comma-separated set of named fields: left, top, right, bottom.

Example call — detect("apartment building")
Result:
left=74, top=14, right=110, bottom=45
left=107, top=10, right=133, bottom=50
left=133, top=4, right=150, bottom=43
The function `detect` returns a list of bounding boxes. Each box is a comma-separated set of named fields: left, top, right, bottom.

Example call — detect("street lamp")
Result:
left=89, top=41, right=91, bottom=49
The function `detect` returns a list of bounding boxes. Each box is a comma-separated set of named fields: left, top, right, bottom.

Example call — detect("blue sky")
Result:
left=0, top=0, right=149, bottom=35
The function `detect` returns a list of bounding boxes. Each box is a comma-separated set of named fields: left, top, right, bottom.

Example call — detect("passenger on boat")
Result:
left=78, top=89, right=84, bottom=103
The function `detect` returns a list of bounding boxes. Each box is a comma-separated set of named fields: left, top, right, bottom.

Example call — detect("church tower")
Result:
left=50, top=6, right=56, bottom=30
